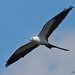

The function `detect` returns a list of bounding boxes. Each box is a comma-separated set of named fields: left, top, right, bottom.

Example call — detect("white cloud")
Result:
left=1, top=30, right=75, bottom=75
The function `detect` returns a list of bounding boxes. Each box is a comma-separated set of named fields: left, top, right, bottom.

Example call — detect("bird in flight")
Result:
left=5, top=6, right=74, bottom=67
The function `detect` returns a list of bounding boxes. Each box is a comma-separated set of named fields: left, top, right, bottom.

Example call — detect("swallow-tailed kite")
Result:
left=5, top=6, right=74, bottom=67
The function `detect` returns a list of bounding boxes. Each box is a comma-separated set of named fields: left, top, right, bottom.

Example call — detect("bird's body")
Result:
left=30, top=36, right=48, bottom=45
left=5, top=6, right=74, bottom=67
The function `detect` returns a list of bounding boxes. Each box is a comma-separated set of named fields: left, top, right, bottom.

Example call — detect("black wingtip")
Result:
left=5, top=65, right=8, bottom=68
left=5, top=62, right=9, bottom=68
left=63, top=6, right=74, bottom=12
left=5, top=60, right=11, bottom=68
left=68, top=6, right=74, bottom=10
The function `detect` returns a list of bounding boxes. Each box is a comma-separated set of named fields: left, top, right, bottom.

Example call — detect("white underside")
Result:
left=30, top=36, right=48, bottom=45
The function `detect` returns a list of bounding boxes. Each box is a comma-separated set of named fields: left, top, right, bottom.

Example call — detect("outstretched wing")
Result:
left=38, top=6, right=74, bottom=39
left=5, top=42, right=39, bottom=67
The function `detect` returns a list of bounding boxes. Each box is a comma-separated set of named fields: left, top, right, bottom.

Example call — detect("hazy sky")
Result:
left=0, top=0, right=75, bottom=75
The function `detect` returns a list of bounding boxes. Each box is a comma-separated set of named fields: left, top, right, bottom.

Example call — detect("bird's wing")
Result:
left=38, top=6, right=73, bottom=39
left=5, top=42, right=39, bottom=67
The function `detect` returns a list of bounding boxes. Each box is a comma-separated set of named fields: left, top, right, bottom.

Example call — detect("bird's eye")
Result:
left=30, top=37, right=34, bottom=41
left=32, top=38, right=33, bottom=40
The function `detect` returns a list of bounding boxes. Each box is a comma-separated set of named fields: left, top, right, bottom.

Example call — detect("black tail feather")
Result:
left=45, top=43, right=69, bottom=51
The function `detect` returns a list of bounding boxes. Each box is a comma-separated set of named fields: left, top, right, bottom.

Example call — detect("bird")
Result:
left=5, top=6, right=74, bottom=67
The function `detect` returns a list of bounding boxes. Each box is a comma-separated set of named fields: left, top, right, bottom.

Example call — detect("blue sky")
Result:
left=0, top=0, right=75, bottom=75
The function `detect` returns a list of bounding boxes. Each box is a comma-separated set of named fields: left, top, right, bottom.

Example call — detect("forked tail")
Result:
left=45, top=43, right=69, bottom=51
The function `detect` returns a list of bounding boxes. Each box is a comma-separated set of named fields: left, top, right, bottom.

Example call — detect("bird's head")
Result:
left=30, top=36, right=39, bottom=42
left=30, top=37, right=34, bottom=41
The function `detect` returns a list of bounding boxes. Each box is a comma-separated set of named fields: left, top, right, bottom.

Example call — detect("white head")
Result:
left=30, top=36, right=48, bottom=45
left=30, top=37, right=34, bottom=41
left=30, top=36, right=40, bottom=42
